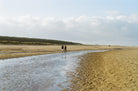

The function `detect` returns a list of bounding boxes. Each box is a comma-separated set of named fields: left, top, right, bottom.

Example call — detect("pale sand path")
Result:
left=66, top=49, right=138, bottom=91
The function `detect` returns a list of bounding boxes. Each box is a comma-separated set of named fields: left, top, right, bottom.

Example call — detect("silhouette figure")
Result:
left=61, top=45, right=64, bottom=53
left=64, top=45, right=67, bottom=52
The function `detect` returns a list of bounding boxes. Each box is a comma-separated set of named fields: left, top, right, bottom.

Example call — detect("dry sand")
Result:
left=66, top=49, right=138, bottom=91
left=0, top=44, right=130, bottom=59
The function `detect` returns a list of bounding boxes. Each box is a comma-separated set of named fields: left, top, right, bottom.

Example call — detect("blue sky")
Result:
left=0, top=0, right=138, bottom=46
left=1, top=0, right=138, bottom=17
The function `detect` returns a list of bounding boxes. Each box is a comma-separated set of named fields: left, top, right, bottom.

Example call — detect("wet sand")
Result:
left=67, top=49, right=138, bottom=91
left=0, top=44, right=129, bottom=59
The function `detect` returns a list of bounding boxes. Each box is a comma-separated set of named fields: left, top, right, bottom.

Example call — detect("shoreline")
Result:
left=0, top=44, right=131, bottom=59
left=66, top=49, right=138, bottom=91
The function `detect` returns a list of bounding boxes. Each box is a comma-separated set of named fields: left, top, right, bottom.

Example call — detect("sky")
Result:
left=0, top=0, right=138, bottom=46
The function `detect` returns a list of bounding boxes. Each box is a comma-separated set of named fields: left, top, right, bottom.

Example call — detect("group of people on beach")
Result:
left=61, top=45, right=67, bottom=52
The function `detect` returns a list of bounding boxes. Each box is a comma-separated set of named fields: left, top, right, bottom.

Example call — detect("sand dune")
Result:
left=67, top=49, right=138, bottom=91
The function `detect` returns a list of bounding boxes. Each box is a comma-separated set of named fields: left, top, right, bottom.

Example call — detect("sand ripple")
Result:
left=66, top=49, right=138, bottom=91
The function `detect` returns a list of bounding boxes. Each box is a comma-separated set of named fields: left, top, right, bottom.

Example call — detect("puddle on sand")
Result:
left=0, top=50, right=106, bottom=91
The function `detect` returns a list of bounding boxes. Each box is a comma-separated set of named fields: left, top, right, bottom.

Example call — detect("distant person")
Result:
left=64, top=45, right=67, bottom=52
left=61, top=45, right=64, bottom=52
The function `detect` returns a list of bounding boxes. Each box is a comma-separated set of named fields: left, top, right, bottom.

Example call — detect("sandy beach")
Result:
left=0, top=44, right=129, bottom=59
left=0, top=44, right=137, bottom=91
left=66, top=49, right=138, bottom=91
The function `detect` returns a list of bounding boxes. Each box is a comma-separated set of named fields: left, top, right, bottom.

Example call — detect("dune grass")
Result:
left=0, top=36, right=80, bottom=45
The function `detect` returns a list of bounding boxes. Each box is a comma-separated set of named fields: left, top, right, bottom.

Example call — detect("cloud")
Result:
left=0, top=14, right=138, bottom=46
left=105, top=11, right=121, bottom=15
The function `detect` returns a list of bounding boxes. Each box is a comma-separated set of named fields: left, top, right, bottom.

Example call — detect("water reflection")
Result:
left=0, top=50, right=106, bottom=91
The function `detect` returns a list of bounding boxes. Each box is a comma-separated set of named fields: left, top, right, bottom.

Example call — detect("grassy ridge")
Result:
left=0, top=36, right=81, bottom=45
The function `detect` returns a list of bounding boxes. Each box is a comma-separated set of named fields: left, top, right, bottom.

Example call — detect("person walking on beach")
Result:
left=64, top=45, right=67, bottom=52
left=61, top=45, right=64, bottom=53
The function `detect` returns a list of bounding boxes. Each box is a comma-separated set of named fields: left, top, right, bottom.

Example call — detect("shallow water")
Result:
left=0, top=50, right=106, bottom=91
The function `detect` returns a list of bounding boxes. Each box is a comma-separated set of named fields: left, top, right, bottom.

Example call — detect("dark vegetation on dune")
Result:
left=0, top=36, right=81, bottom=45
